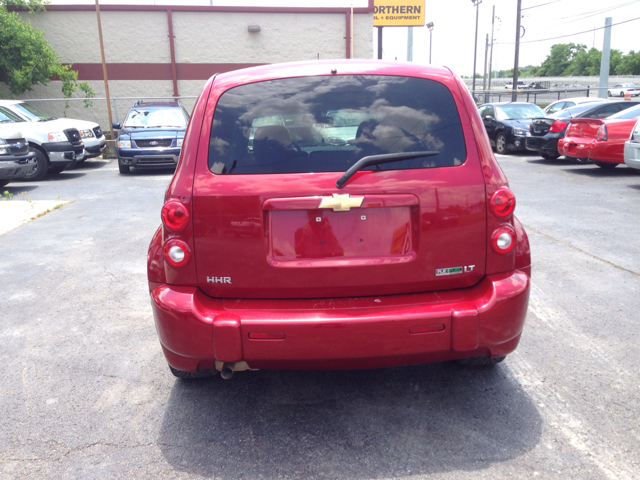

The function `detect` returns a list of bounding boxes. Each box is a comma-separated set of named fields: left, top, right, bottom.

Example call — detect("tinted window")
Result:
left=609, top=104, right=640, bottom=119
left=592, top=104, right=627, bottom=118
left=552, top=102, right=607, bottom=119
left=483, top=106, right=495, bottom=117
left=208, top=75, right=466, bottom=175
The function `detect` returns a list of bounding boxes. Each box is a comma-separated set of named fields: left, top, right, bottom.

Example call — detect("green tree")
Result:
left=616, top=50, right=640, bottom=75
left=562, top=48, right=601, bottom=76
left=533, top=43, right=587, bottom=76
left=0, top=0, right=92, bottom=98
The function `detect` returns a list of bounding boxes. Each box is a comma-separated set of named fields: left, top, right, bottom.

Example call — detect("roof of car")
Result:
left=0, top=100, right=22, bottom=106
left=213, top=60, right=456, bottom=86
left=479, top=102, right=538, bottom=107
left=550, top=97, right=600, bottom=104
left=131, top=101, right=180, bottom=108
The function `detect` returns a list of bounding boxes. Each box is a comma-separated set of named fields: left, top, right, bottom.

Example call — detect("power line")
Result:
left=556, top=0, right=639, bottom=21
left=523, top=0, right=640, bottom=33
left=496, top=15, right=640, bottom=44
left=521, top=0, right=561, bottom=11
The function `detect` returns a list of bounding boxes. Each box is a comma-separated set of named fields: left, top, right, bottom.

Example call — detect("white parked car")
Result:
left=0, top=105, right=85, bottom=181
left=543, top=97, right=603, bottom=115
left=608, top=84, right=640, bottom=97
left=623, top=119, right=640, bottom=171
left=0, top=100, right=105, bottom=162
left=504, top=80, right=526, bottom=90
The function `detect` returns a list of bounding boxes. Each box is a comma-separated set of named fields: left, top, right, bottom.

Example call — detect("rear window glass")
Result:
left=552, top=103, right=606, bottom=119
left=609, top=103, right=640, bottom=119
left=208, top=75, right=466, bottom=175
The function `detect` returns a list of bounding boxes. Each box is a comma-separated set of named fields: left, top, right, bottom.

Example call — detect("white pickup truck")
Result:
left=0, top=105, right=85, bottom=181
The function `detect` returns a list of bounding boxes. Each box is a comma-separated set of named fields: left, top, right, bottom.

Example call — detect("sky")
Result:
left=49, top=0, right=640, bottom=77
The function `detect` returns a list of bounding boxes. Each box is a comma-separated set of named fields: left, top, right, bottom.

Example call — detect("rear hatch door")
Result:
left=192, top=74, right=487, bottom=299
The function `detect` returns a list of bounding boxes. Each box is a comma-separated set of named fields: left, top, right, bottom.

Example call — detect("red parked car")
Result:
left=559, top=104, right=640, bottom=168
left=147, top=60, right=531, bottom=379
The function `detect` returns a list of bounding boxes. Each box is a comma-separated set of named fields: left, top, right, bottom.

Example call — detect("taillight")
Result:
left=491, top=226, right=516, bottom=254
left=549, top=120, right=568, bottom=133
left=161, top=201, right=189, bottom=232
left=163, top=239, right=191, bottom=267
left=596, top=124, right=608, bottom=142
left=489, top=188, right=516, bottom=218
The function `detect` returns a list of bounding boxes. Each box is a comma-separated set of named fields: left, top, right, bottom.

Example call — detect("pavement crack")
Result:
left=523, top=224, right=640, bottom=277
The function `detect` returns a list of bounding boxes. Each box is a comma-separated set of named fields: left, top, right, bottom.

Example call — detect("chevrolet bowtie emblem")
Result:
left=318, top=194, right=364, bottom=211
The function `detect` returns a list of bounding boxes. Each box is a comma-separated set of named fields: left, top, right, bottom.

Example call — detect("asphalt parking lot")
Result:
left=1, top=155, right=639, bottom=479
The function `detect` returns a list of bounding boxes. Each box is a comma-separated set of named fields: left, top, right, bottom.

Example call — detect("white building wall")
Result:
left=20, top=10, right=171, bottom=64
left=9, top=8, right=373, bottom=130
left=173, top=12, right=348, bottom=63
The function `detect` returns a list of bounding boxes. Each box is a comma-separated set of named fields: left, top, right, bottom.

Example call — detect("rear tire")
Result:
left=169, top=365, right=217, bottom=379
left=458, top=355, right=506, bottom=366
left=24, top=146, right=48, bottom=181
left=594, top=161, right=618, bottom=169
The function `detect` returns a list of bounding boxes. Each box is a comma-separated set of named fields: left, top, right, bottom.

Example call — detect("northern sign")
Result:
left=373, top=0, right=425, bottom=27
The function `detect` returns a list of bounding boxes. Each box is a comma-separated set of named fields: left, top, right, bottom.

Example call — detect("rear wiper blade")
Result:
left=336, top=151, right=438, bottom=188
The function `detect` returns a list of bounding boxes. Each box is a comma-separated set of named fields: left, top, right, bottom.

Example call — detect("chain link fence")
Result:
left=470, top=88, right=603, bottom=107
left=17, top=96, right=198, bottom=137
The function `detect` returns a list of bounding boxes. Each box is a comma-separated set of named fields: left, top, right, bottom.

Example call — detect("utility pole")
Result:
left=598, top=17, right=612, bottom=99
left=407, top=26, right=413, bottom=61
left=482, top=33, right=489, bottom=103
left=95, top=0, right=113, bottom=130
left=472, top=0, right=482, bottom=94
left=488, top=5, right=495, bottom=91
left=377, top=26, right=383, bottom=59
left=512, top=0, right=522, bottom=102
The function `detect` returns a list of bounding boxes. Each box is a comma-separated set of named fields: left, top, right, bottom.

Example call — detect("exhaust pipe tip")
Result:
left=220, top=362, right=235, bottom=380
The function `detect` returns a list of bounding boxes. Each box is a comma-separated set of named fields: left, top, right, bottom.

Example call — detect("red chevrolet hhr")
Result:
left=147, top=60, right=531, bottom=379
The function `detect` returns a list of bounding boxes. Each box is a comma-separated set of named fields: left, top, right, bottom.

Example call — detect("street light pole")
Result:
left=471, top=0, right=482, bottom=95
left=427, top=22, right=434, bottom=64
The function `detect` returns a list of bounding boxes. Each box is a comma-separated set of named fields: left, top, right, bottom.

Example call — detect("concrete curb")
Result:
left=0, top=200, right=71, bottom=236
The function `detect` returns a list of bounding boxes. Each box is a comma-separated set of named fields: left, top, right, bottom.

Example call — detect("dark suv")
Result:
left=112, top=101, right=190, bottom=174
left=147, top=61, right=531, bottom=379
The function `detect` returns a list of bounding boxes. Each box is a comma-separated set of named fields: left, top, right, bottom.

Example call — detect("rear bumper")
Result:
left=150, top=269, right=531, bottom=372
left=560, top=137, right=594, bottom=160
left=525, top=133, right=562, bottom=156
left=624, top=141, right=640, bottom=170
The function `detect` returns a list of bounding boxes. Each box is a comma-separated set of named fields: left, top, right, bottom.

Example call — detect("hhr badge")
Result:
left=207, top=276, right=232, bottom=284
left=318, top=194, right=364, bottom=212
left=435, top=265, right=475, bottom=276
